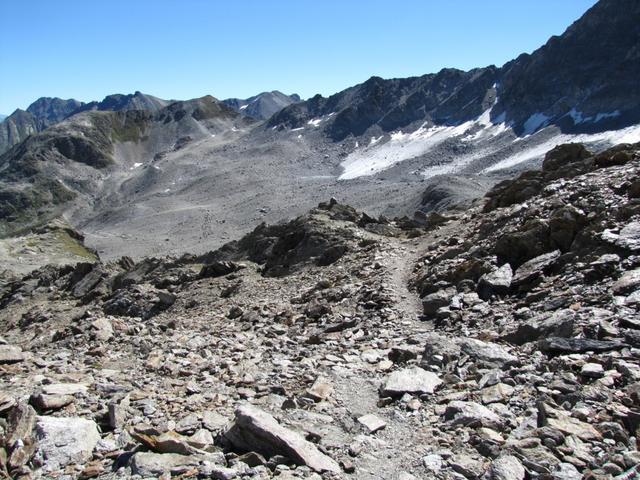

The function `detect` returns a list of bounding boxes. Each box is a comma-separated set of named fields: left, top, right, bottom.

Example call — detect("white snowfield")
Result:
left=338, top=108, right=640, bottom=180
left=483, top=123, right=640, bottom=173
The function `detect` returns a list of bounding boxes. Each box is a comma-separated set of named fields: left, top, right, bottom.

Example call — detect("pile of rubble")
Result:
left=1, top=143, right=640, bottom=479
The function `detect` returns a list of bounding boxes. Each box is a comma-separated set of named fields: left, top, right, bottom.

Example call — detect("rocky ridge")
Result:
left=1, top=142, right=640, bottom=478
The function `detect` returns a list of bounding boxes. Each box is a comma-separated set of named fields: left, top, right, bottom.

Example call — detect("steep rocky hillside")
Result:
left=1, top=142, right=640, bottom=479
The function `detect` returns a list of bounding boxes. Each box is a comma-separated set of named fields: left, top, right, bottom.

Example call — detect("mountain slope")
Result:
left=0, top=93, right=169, bottom=155
left=0, top=96, right=251, bottom=238
left=268, top=68, right=499, bottom=141
left=2, top=142, right=640, bottom=479
left=223, top=91, right=301, bottom=120
left=1, top=0, right=639, bottom=261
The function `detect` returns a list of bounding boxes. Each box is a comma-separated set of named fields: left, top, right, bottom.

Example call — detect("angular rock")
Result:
left=444, top=401, right=503, bottom=429
left=90, top=318, right=113, bottom=342
left=35, top=416, right=101, bottom=471
left=604, top=222, right=640, bottom=252
left=202, top=411, right=229, bottom=432
left=381, top=367, right=442, bottom=397
left=421, top=333, right=461, bottom=367
left=552, top=463, right=582, bottom=480
left=481, top=383, right=514, bottom=404
left=0, top=345, right=25, bottom=364
left=613, top=269, right=640, bottom=295
left=477, top=264, right=513, bottom=300
left=224, top=404, right=340, bottom=474
left=459, top=338, right=517, bottom=366
left=450, top=454, right=485, bottom=479
left=581, top=363, right=604, bottom=378
left=503, top=309, right=575, bottom=345
left=357, top=414, right=387, bottom=433
left=422, top=287, right=456, bottom=316
left=42, top=383, right=88, bottom=396
left=199, top=261, right=243, bottom=279
left=30, top=393, right=74, bottom=411
left=6, top=403, right=37, bottom=470
left=305, top=377, right=333, bottom=402
left=538, top=337, right=627, bottom=354
left=129, top=452, right=200, bottom=477
left=512, top=250, right=561, bottom=289
left=489, top=454, right=525, bottom=480
left=544, top=406, right=602, bottom=441
left=423, top=454, right=443, bottom=473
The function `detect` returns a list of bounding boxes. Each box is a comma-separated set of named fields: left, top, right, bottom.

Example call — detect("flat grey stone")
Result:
left=0, top=345, right=25, bottom=364
left=129, top=451, right=200, bottom=477
left=381, top=367, right=442, bottom=397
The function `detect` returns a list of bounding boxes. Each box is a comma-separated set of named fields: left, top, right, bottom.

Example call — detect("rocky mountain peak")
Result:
left=223, top=90, right=301, bottom=120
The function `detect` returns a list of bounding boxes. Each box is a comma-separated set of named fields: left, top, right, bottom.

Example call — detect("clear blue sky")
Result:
left=0, top=0, right=597, bottom=114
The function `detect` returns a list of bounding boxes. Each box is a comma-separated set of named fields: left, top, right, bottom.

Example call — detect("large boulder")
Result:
left=542, top=143, right=591, bottom=172
left=35, top=416, right=101, bottom=471
left=502, top=309, right=575, bottom=345
left=494, top=220, right=552, bottom=268
left=224, top=404, right=340, bottom=474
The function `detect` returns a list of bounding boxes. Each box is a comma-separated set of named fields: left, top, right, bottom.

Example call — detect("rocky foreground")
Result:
left=1, top=143, right=640, bottom=479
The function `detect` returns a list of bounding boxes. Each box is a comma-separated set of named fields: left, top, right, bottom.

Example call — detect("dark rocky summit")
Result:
left=1, top=141, right=640, bottom=478
left=269, top=0, right=640, bottom=139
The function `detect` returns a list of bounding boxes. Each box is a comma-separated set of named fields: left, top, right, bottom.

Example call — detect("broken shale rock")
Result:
left=224, top=404, right=341, bottom=474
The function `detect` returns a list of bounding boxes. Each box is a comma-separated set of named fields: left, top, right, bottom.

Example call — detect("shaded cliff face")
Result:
left=223, top=91, right=300, bottom=120
left=495, top=0, right=640, bottom=135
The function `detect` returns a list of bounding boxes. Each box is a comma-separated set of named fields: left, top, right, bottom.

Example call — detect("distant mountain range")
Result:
left=0, top=91, right=299, bottom=154
left=0, top=0, right=638, bottom=259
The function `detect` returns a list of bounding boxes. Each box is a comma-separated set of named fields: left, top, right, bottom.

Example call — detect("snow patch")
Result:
left=523, top=113, right=550, bottom=135
left=291, top=127, right=304, bottom=132
left=483, top=123, right=640, bottom=173
left=307, top=118, right=322, bottom=127
left=339, top=107, right=510, bottom=180
left=130, top=162, right=143, bottom=170
left=239, top=104, right=248, bottom=110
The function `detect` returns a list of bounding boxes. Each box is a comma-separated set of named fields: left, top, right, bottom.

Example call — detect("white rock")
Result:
left=490, top=454, right=525, bottom=480
left=381, top=367, right=442, bottom=397
left=42, top=383, right=88, bottom=396
left=357, top=414, right=387, bottom=433
left=35, top=416, right=100, bottom=471
left=422, top=454, right=443, bottom=473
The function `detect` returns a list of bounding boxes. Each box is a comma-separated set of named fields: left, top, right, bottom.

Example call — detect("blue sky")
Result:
left=0, top=0, right=597, bottom=114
